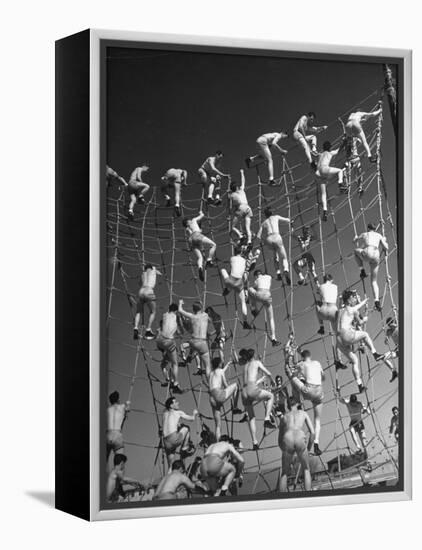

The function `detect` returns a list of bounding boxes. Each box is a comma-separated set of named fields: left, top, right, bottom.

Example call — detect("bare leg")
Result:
left=313, top=403, right=323, bottom=445
left=370, top=263, right=380, bottom=301
left=201, top=352, right=211, bottom=377
left=202, top=236, right=216, bottom=262
left=354, top=249, right=364, bottom=268
left=220, top=463, right=236, bottom=492
left=297, top=136, right=312, bottom=164
left=146, top=300, right=156, bottom=331
left=298, top=450, right=312, bottom=491
left=238, top=288, right=248, bottom=319
left=193, top=248, right=203, bottom=269
left=350, top=426, right=361, bottom=451
left=248, top=288, right=257, bottom=313
left=213, top=407, right=222, bottom=441
left=280, top=451, right=293, bottom=492
left=320, top=182, right=327, bottom=211
left=360, top=429, right=368, bottom=449
left=263, top=393, right=275, bottom=420
left=174, top=182, right=181, bottom=207
left=276, top=243, right=289, bottom=272
left=358, top=128, right=372, bottom=158
left=129, top=193, right=137, bottom=214
left=258, top=143, right=274, bottom=180
left=266, top=304, right=276, bottom=340
left=231, top=215, right=243, bottom=239
left=169, top=349, right=179, bottom=384
left=245, top=404, right=258, bottom=446
left=244, top=216, right=252, bottom=244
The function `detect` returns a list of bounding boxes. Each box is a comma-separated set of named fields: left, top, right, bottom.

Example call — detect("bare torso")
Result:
left=320, top=282, right=338, bottom=303
left=209, top=368, right=225, bottom=391
left=205, top=441, right=233, bottom=459
left=338, top=306, right=356, bottom=332
left=231, top=189, right=248, bottom=209
left=262, top=216, right=281, bottom=236
left=129, top=167, right=144, bottom=182
left=163, top=409, right=183, bottom=437
left=186, top=219, right=202, bottom=236
left=107, top=403, right=126, bottom=431
left=155, top=471, right=194, bottom=497
left=358, top=231, right=383, bottom=248
left=191, top=312, right=209, bottom=339
left=282, top=408, right=307, bottom=431
left=161, top=312, right=178, bottom=339
left=142, top=268, right=158, bottom=289
left=244, top=359, right=263, bottom=385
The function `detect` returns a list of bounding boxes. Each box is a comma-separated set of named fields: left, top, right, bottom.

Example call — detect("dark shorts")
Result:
left=350, top=420, right=365, bottom=433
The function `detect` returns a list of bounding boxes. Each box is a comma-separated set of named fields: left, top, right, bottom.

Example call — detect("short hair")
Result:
left=301, top=349, right=311, bottom=360
left=392, top=406, right=398, bottom=413
left=253, top=269, right=262, bottom=277
left=114, top=453, right=127, bottom=466
left=230, top=181, right=239, bottom=192
left=144, top=263, right=153, bottom=271
left=215, top=150, right=223, bottom=156
left=165, top=397, right=175, bottom=410
left=322, top=141, right=332, bottom=151
left=109, top=391, right=119, bottom=404
left=367, top=222, right=376, bottom=231
left=342, top=289, right=355, bottom=304
left=247, top=348, right=255, bottom=360
left=288, top=394, right=299, bottom=409
left=350, top=394, right=358, bottom=403
left=219, top=434, right=230, bottom=442
left=205, top=306, right=216, bottom=315
left=323, top=274, right=333, bottom=283
left=275, top=375, right=282, bottom=383
left=264, top=206, right=273, bottom=218
left=211, top=357, right=222, bottom=370
left=308, top=111, right=316, bottom=118
left=192, top=301, right=202, bottom=313
left=172, top=460, right=184, bottom=471
left=168, top=303, right=178, bottom=312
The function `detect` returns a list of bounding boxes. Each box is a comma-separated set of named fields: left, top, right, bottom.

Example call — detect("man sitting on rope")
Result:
left=161, top=168, right=188, bottom=217
left=256, top=206, right=291, bottom=284
left=315, top=141, right=345, bottom=221
left=220, top=249, right=252, bottom=330
left=106, top=165, right=127, bottom=188
left=178, top=299, right=211, bottom=377
left=292, top=112, right=327, bottom=171
left=133, top=264, right=162, bottom=340
left=278, top=393, right=315, bottom=491
left=163, top=396, right=197, bottom=467
left=107, top=390, right=130, bottom=461
left=285, top=349, right=324, bottom=456
left=245, top=131, right=288, bottom=186
left=338, top=392, right=369, bottom=454
left=107, top=454, right=141, bottom=503
left=389, top=406, right=399, bottom=442
left=209, top=357, right=241, bottom=441
left=248, top=270, right=281, bottom=346
left=183, top=210, right=217, bottom=282
left=336, top=290, right=385, bottom=393
left=293, top=225, right=318, bottom=286
left=198, top=151, right=229, bottom=206
left=239, top=348, right=276, bottom=450
left=154, top=460, right=205, bottom=501
left=229, top=169, right=253, bottom=247
left=353, top=222, right=389, bottom=312
left=127, top=165, right=151, bottom=220
left=200, top=435, right=244, bottom=496
left=345, top=103, right=382, bottom=163
left=316, top=274, right=338, bottom=335
left=157, top=303, right=184, bottom=393
left=205, top=306, right=226, bottom=362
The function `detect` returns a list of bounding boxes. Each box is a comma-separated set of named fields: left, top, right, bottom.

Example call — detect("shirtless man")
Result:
left=163, top=396, right=197, bottom=467
left=183, top=210, right=216, bottom=282
left=157, top=303, right=183, bottom=393
left=256, top=206, right=291, bottom=284
left=278, top=394, right=315, bottom=491
left=161, top=168, right=188, bottom=217
left=354, top=223, right=389, bottom=311
left=248, top=270, right=281, bottom=346
left=316, top=274, right=338, bottom=335
left=127, top=165, right=150, bottom=219
left=245, top=131, right=288, bottom=185
left=293, top=225, right=318, bottom=286
left=209, top=357, right=241, bottom=440
left=106, top=165, right=127, bottom=188
left=338, top=392, right=369, bottom=453
left=389, top=406, right=399, bottom=442
left=198, top=151, right=229, bottom=206
left=316, top=141, right=345, bottom=221
left=239, top=348, right=276, bottom=449
left=345, top=104, right=382, bottom=162
left=229, top=169, right=252, bottom=246
left=154, top=460, right=202, bottom=501
left=200, top=435, right=244, bottom=496
left=204, top=305, right=226, bottom=361
left=133, top=264, right=162, bottom=340
left=178, top=299, right=211, bottom=377
left=293, top=112, right=327, bottom=170
left=382, top=317, right=399, bottom=382
left=336, top=290, right=385, bottom=393
left=220, top=251, right=251, bottom=330
left=106, top=454, right=140, bottom=502
left=285, top=349, right=324, bottom=455
left=107, top=390, right=130, bottom=460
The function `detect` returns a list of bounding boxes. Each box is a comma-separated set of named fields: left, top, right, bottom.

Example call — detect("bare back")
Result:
left=161, top=312, right=178, bottom=339
left=142, top=268, right=158, bottom=289
left=155, top=471, right=194, bottom=497
left=282, top=408, right=307, bottom=431
left=244, top=359, right=263, bottom=385
left=358, top=230, right=383, bottom=248
left=209, top=369, right=225, bottom=391
left=191, top=312, right=209, bottom=339
left=107, top=403, right=126, bottom=431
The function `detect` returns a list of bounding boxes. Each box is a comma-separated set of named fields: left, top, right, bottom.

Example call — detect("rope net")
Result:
left=106, top=90, right=399, bottom=499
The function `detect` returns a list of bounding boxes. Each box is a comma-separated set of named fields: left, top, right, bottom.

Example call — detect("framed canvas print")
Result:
left=55, top=29, right=412, bottom=521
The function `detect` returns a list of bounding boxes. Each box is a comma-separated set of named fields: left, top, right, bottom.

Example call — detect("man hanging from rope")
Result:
left=106, top=165, right=127, bottom=188
left=278, top=393, right=315, bottom=491
left=249, top=269, right=281, bottom=346
left=316, top=274, right=338, bottom=335
left=205, top=306, right=226, bottom=362
left=353, top=222, right=389, bottom=312
left=107, top=390, right=130, bottom=461
left=239, top=348, right=276, bottom=450
left=106, top=454, right=141, bottom=503
left=198, top=150, right=229, bottom=206
left=220, top=248, right=252, bottom=330
left=229, top=169, right=253, bottom=247
left=209, top=357, right=242, bottom=441
left=245, top=131, right=288, bottom=185
left=345, top=103, right=382, bottom=163
left=293, top=225, right=318, bottom=286
left=156, top=303, right=184, bottom=393
left=154, top=460, right=206, bottom=501
left=342, top=134, right=363, bottom=194
left=315, top=141, right=345, bottom=221
left=200, top=435, right=245, bottom=496
left=389, top=406, right=399, bottom=442
left=256, top=206, right=291, bottom=284
left=178, top=299, right=211, bottom=377
left=338, top=392, right=369, bottom=455
left=127, top=164, right=151, bottom=220
left=183, top=209, right=217, bottom=282
left=163, top=396, right=197, bottom=467
left=133, top=264, right=162, bottom=340
left=336, top=290, right=385, bottom=393
left=161, top=168, right=188, bottom=217
left=285, top=349, right=324, bottom=456
left=292, top=112, right=327, bottom=171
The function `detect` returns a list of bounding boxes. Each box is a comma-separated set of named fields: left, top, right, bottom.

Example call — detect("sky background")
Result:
left=105, top=46, right=399, bottom=496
